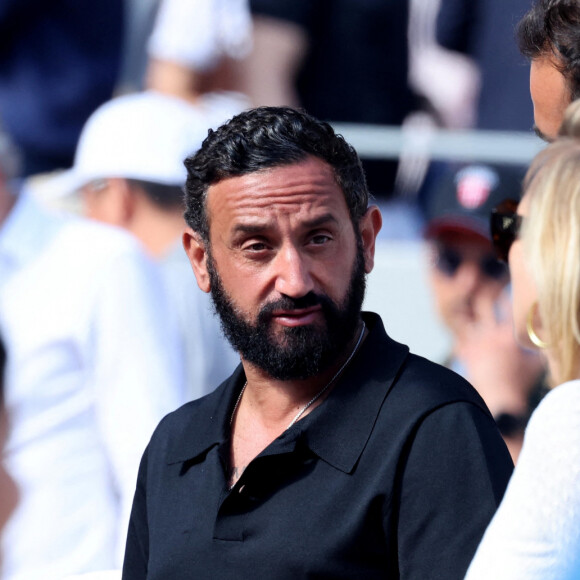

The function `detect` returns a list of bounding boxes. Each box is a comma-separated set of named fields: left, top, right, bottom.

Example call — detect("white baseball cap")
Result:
left=59, top=91, right=216, bottom=195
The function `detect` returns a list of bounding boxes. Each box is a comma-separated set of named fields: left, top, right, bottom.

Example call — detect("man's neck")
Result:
left=235, top=371, right=330, bottom=431
left=237, top=319, right=367, bottom=430
left=130, top=206, right=186, bottom=258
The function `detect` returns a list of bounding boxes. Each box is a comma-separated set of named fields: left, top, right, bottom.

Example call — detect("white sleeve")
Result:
left=147, top=0, right=252, bottom=71
left=89, top=243, right=185, bottom=563
left=465, top=380, right=580, bottom=580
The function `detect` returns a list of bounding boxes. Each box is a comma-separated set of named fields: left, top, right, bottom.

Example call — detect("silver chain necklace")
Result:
left=229, top=321, right=366, bottom=430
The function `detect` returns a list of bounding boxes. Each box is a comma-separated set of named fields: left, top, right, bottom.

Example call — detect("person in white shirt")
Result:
left=67, top=90, right=241, bottom=401
left=0, top=132, right=185, bottom=579
left=465, top=100, right=580, bottom=579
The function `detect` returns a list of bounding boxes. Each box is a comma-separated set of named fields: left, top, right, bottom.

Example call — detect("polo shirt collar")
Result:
left=166, top=312, right=409, bottom=472
left=166, top=364, right=246, bottom=464
left=299, top=312, right=409, bottom=473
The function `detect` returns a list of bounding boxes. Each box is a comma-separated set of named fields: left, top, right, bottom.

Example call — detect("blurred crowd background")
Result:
left=0, top=0, right=549, bottom=578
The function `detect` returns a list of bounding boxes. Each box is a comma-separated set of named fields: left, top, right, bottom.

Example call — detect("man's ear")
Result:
left=84, top=178, right=136, bottom=226
left=358, top=205, right=382, bottom=274
left=110, top=178, right=137, bottom=225
left=183, top=227, right=211, bottom=293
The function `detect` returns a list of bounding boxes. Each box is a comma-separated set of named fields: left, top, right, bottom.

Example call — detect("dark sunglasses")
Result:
left=434, top=246, right=509, bottom=280
left=490, top=199, right=523, bottom=263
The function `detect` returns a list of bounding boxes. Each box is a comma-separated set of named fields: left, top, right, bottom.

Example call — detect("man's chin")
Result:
left=263, top=323, right=324, bottom=350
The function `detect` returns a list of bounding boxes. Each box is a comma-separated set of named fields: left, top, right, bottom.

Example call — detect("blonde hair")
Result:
left=522, top=99, right=580, bottom=384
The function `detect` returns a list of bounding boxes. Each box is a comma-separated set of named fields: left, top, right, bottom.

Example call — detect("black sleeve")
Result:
left=435, top=0, right=477, bottom=55
left=249, top=0, right=313, bottom=28
left=395, top=402, right=513, bottom=580
left=122, top=447, right=150, bottom=580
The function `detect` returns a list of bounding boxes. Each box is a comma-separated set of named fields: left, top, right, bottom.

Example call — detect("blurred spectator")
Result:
left=146, top=0, right=252, bottom=104
left=240, top=0, right=416, bottom=199
left=424, top=163, right=546, bottom=461
left=517, top=0, right=580, bottom=142
left=0, top=0, right=124, bottom=177
left=434, top=0, right=533, bottom=131
left=67, top=90, right=240, bottom=399
left=0, top=130, right=184, bottom=578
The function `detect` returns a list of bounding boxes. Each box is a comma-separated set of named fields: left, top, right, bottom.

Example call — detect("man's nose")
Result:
left=455, top=260, right=484, bottom=295
left=273, top=246, right=315, bottom=298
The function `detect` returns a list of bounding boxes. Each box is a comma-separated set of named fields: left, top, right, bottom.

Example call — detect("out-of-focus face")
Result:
left=428, top=230, right=509, bottom=340
left=530, top=55, right=571, bottom=142
left=507, top=194, right=539, bottom=348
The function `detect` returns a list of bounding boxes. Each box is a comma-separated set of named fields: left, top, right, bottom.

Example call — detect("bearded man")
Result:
left=122, top=106, right=513, bottom=580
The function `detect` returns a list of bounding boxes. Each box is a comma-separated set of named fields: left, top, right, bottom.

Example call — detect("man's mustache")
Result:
left=257, top=292, right=334, bottom=323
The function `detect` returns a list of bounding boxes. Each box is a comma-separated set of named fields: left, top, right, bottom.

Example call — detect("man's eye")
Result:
left=311, top=234, right=331, bottom=245
left=243, top=242, right=269, bottom=252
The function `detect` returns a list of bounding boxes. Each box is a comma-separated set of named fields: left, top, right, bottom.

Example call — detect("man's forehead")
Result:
left=205, top=158, right=347, bottom=215
left=210, top=157, right=337, bottom=187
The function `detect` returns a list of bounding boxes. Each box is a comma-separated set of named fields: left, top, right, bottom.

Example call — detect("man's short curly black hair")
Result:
left=517, top=0, right=580, bottom=101
left=183, top=106, right=369, bottom=243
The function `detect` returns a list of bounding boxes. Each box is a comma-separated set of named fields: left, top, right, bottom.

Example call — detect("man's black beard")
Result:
left=206, top=248, right=367, bottom=381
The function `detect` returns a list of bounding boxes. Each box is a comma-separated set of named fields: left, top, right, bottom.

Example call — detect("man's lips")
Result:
left=270, top=305, right=323, bottom=327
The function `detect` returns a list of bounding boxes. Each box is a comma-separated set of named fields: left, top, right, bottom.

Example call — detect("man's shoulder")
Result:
left=361, top=312, right=489, bottom=417
left=7, top=194, right=143, bottom=262
left=390, top=350, right=490, bottom=416
left=7, top=203, right=148, bottom=274
left=44, top=218, right=160, bottom=291
left=57, top=216, right=145, bottom=259
left=400, top=351, right=478, bottom=393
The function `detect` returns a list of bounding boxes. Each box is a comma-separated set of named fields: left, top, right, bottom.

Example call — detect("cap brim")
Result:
left=424, top=215, right=490, bottom=241
left=29, top=168, right=89, bottom=200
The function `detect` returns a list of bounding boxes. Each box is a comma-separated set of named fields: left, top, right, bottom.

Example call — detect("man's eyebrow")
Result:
left=533, top=124, right=552, bottom=143
left=231, top=223, right=268, bottom=236
left=231, top=213, right=340, bottom=236
left=301, top=213, right=340, bottom=229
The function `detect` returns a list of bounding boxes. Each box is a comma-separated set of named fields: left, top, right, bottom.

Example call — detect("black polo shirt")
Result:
left=123, top=313, right=513, bottom=579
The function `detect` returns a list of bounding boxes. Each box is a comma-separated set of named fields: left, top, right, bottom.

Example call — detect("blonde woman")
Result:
left=465, top=101, right=580, bottom=579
